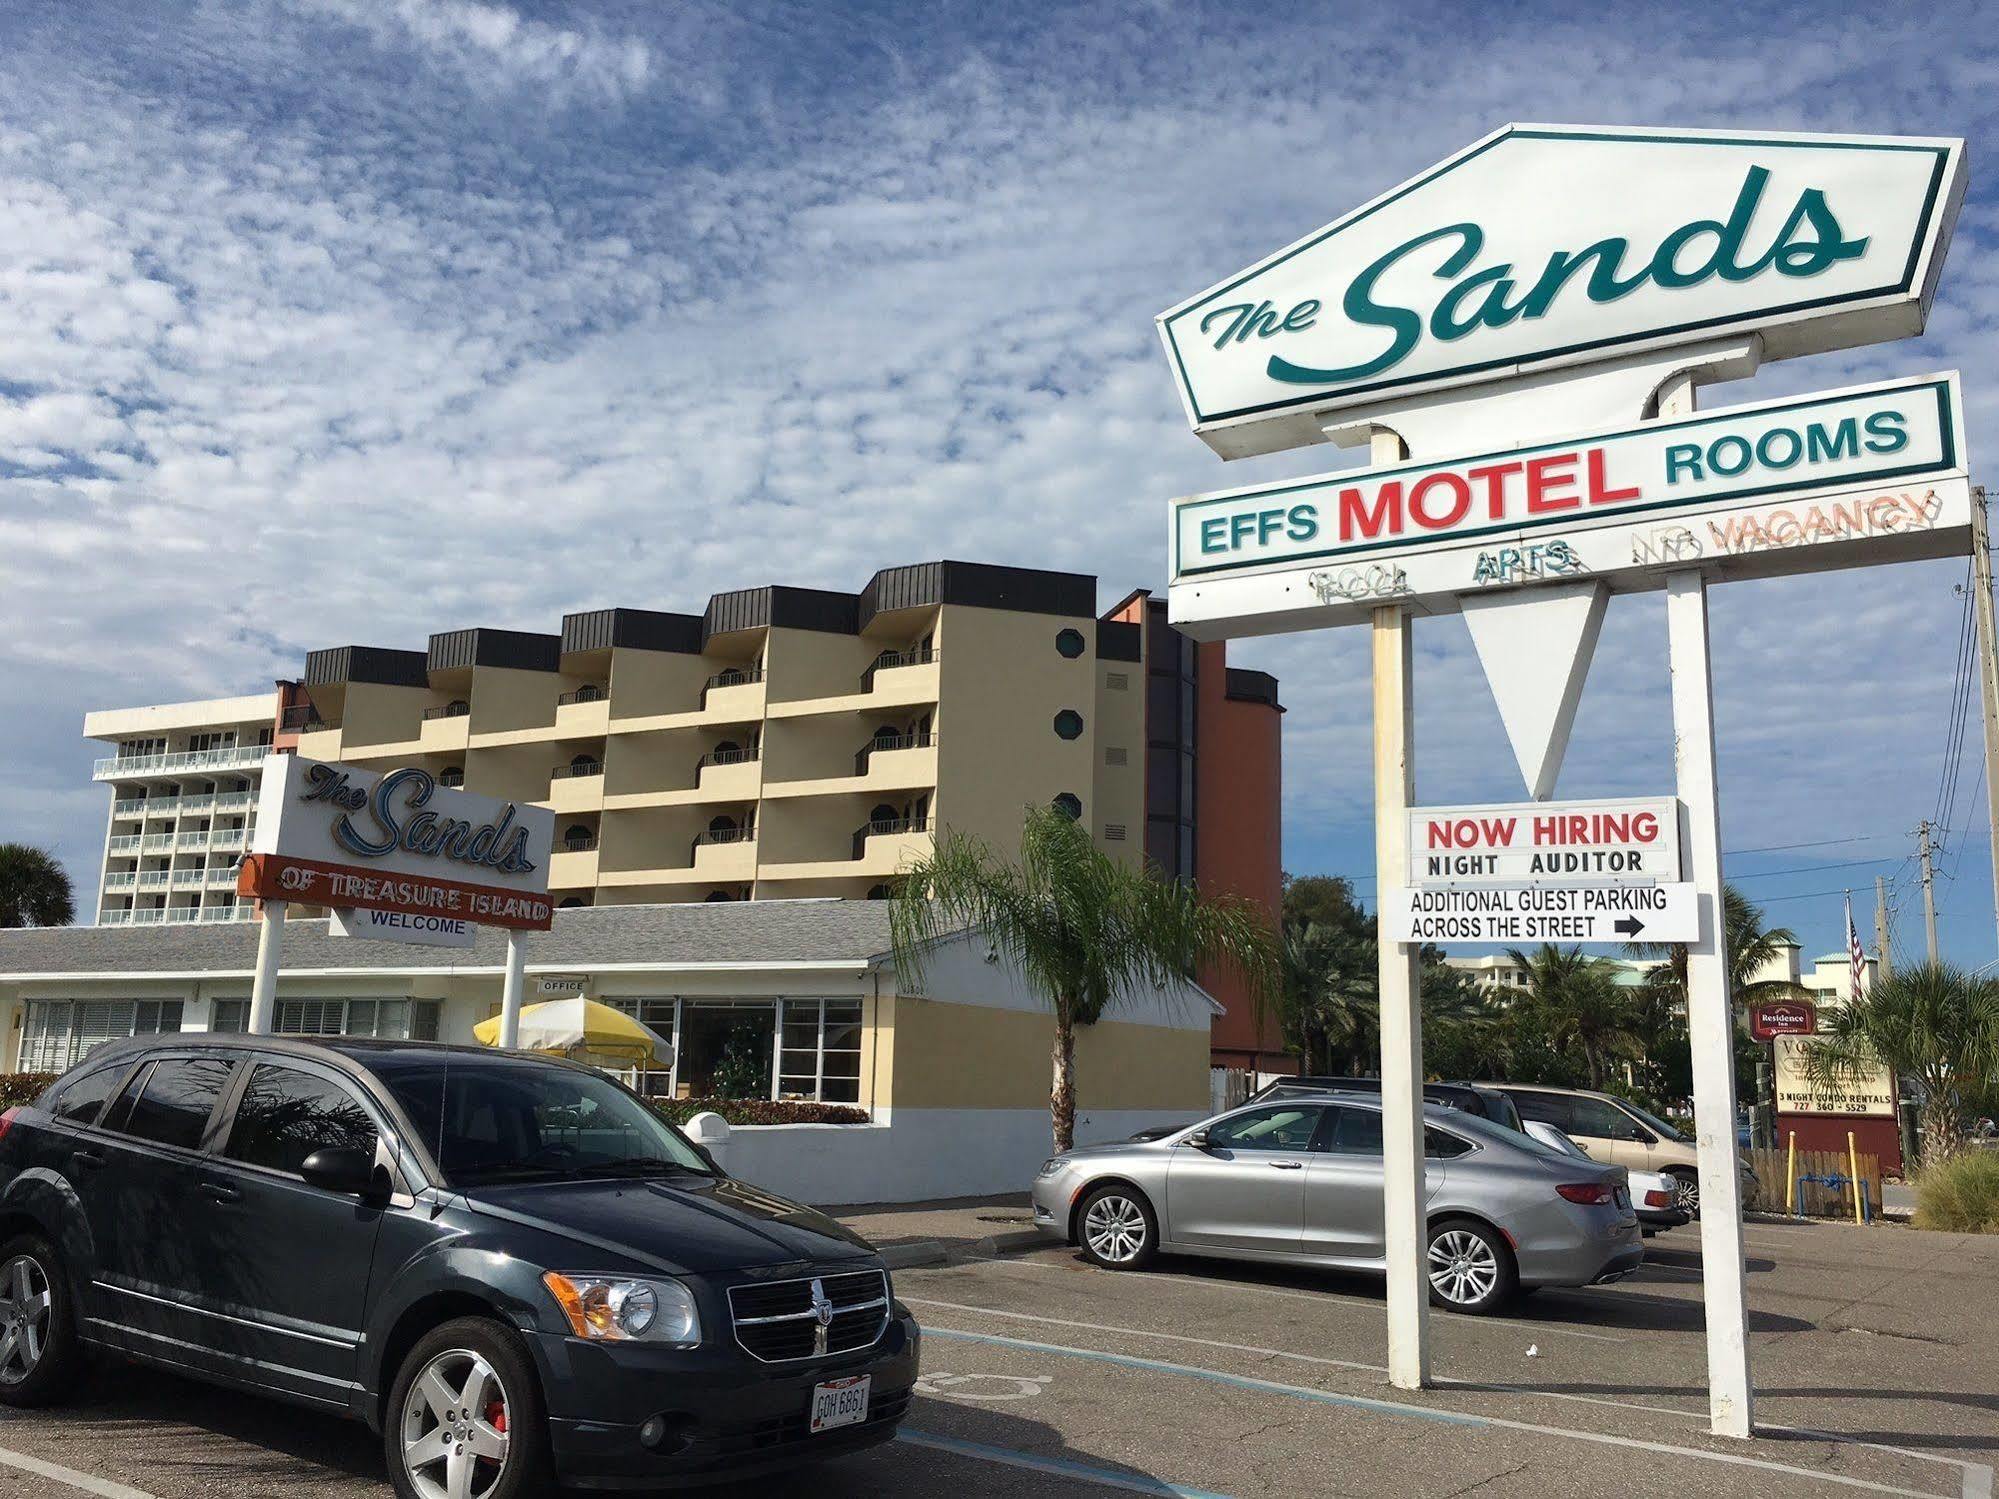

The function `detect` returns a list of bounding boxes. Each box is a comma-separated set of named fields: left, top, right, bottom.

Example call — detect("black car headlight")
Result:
left=543, top=1273, right=700, bottom=1347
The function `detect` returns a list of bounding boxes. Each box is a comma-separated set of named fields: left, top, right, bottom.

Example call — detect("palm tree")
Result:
left=889, top=806, right=1279, bottom=1152
left=1803, top=962, right=1999, bottom=1163
left=1630, top=884, right=1811, bottom=1011
left=1507, top=944, right=1640, bottom=1089
left=0, top=845, right=73, bottom=929
left=1279, top=918, right=1378, bottom=1074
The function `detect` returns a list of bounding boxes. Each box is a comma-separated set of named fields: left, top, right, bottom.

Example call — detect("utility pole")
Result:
left=1875, top=873, right=1892, bottom=982
left=1918, top=819, right=1940, bottom=965
left=1969, top=487, right=1999, bottom=958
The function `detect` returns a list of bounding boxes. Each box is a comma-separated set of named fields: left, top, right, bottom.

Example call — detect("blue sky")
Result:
left=3, top=0, right=1998, bottom=969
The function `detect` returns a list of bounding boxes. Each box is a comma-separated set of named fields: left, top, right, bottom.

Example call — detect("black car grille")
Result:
left=727, top=1269, right=890, bottom=1363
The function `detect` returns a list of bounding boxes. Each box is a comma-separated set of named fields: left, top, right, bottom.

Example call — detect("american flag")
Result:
left=1845, top=894, right=1865, bottom=1004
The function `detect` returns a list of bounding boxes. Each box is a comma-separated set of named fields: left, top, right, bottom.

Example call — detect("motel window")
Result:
left=210, top=998, right=439, bottom=1041
left=604, top=997, right=862, bottom=1105
left=19, top=999, right=184, bottom=1074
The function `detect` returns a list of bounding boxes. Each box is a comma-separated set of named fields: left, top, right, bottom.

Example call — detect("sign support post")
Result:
left=1374, top=598, right=1430, bottom=1389
left=499, top=928, right=528, bottom=1049
left=248, top=900, right=287, bottom=1036
left=1666, top=567, right=1754, bottom=1438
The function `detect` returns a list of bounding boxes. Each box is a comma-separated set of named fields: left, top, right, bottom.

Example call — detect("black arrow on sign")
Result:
left=1613, top=915, right=1645, bottom=937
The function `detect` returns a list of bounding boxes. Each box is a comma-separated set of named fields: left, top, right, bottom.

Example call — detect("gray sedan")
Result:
left=1030, top=1095, right=1642, bottom=1313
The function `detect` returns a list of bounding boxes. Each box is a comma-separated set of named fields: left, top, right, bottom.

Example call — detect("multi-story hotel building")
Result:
left=81, top=560, right=1289, bottom=1069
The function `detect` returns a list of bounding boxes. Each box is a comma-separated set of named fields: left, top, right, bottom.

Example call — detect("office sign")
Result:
left=242, top=755, right=554, bottom=931
left=536, top=974, right=589, bottom=997
left=1158, top=125, right=1965, bottom=457
left=1168, top=372, right=1969, bottom=636
left=330, top=906, right=477, bottom=949
left=1409, top=797, right=1679, bottom=887
left=1751, top=999, right=1817, bottom=1041
left=1773, top=1035, right=1894, bottom=1117
left=1382, top=881, right=1697, bottom=945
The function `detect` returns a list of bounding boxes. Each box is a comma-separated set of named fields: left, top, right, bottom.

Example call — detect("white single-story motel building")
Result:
left=0, top=901, right=1214, bottom=1204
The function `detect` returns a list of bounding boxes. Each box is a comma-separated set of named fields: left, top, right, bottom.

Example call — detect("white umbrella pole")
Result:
left=499, top=929, right=527, bottom=1049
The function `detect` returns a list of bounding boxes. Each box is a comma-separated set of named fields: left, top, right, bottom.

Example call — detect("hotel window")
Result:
left=118, top=737, right=166, bottom=758
left=188, top=731, right=238, bottom=752
left=210, top=998, right=438, bottom=1040
left=19, top=999, right=184, bottom=1073
left=603, top=997, right=862, bottom=1105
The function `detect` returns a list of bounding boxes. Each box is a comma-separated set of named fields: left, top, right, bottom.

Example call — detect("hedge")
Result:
left=0, top=1074, right=56, bottom=1108
left=1913, top=1149, right=1999, bottom=1233
left=651, top=1098, right=870, bottom=1127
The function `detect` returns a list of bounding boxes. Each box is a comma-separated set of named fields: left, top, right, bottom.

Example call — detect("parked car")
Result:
left=1250, top=1076, right=1526, bottom=1134
left=1031, top=1095, right=1641, bottom=1314
left=1522, top=1119, right=1688, bottom=1235
left=0, top=1035, right=919, bottom=1497
left=1491, top=1084, right=1756, bottom=1215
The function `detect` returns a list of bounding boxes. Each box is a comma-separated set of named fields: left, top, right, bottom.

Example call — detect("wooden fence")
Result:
left=1744, top=1143, right=1882, bottom=1219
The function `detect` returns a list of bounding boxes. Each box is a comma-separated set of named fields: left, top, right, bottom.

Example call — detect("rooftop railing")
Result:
left=93, top=744, right=270, bottom=779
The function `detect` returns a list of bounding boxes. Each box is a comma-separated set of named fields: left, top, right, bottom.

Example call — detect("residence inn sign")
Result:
left=1159, top=124, right=1965, bottom=459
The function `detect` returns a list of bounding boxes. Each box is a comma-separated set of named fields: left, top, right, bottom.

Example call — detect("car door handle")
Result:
left=200, top=1182, right=242, bottom=1204
left=71, top=1150, right=105, bottom=1172
left=1269, top=1160, right=1304, bottom=1170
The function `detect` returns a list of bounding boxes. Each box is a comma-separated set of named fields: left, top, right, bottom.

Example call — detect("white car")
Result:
left=1523, top=1118, right=1688, bottom=1236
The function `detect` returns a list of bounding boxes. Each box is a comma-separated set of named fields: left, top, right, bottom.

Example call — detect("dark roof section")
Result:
left=303, top=646, right=430, bottom=690
left=858, top=561, right=1096, bottom=629
left=0, top=901, right=903, bottom=977
left=560, top=608, right=703, bottom=658
left=1101, top=586, right=1152, bottom=620
left=1096, top=620, right=1142, bottom=663
left=1225, top=668, right=1283, bottom=712
left=704, top=585, right=860, bottom=642
left=427, top=628, right=562, bottom=675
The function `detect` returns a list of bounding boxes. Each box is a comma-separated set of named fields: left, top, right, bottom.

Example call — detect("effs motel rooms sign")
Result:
left=1158, top=124, right=1965, bottom=458
left=1408, top=797, right=1680, bottom=886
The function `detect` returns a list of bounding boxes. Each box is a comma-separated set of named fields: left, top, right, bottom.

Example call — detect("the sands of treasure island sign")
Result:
left=1155, top=125, right=1969, bottom=1438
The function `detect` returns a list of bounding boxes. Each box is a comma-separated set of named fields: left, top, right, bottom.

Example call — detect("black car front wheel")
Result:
left=0, top=1234, right=83, bottom=1407
left=386, top=1317, right=552, bottom=1499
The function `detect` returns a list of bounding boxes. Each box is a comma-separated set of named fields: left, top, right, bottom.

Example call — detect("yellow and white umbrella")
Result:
left=474, top=996, right=673, bottom=1071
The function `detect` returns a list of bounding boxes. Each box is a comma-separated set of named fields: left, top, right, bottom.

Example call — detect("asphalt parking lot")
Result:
left=0, top=1207, right=1991, bottom=1498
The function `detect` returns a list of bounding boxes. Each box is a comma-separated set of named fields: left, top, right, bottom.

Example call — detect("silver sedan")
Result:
left=1030, top=1095, right=1642, bottom=1313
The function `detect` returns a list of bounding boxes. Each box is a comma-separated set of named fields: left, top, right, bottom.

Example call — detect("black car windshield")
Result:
left=379, top=1057, right=713, bottom=1185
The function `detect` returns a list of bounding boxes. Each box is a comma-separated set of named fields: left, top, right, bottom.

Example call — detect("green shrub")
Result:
left=0, top=1074, right=57, bottom=1108
left=651, top=1097, right=869, bottom=1128
left=1913, top=1149, right=1999, bottom=1233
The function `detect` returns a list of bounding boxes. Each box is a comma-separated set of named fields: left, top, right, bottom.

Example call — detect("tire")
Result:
left=1425, top=1218, right=1518, bottom=1315
left=1668, top=1169, right=1700, bottom=1217
left=384, top=1317, right=553, bottom=1499
left=1074, top=1184, right=1158, bottom=1270
left=0, top=1234, right=84, bottom=1408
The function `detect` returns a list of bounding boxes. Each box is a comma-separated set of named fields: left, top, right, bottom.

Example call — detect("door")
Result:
left=1302, top=1109, right=1455, bottom=1264
left=188, top=1060, right=389, bottom=1403
left=1164, top=1104, right=1322, bottom=1253
left=74, top=1056, right=239, bottom=1355
left=1566, top=1095, right=1655, bottom=1171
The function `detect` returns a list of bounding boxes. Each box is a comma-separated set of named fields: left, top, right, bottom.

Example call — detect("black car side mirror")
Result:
left=302, top=1146, right=380, bottom=1198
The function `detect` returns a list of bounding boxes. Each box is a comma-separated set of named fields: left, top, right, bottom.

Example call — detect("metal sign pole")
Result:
left=1373, top=600, right=1430, bottom=1389
left=1666, top=568, right=1755, bottom=1438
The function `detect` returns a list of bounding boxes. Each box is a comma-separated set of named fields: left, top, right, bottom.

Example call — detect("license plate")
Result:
left=810, top=1374, right=871, bottom=1434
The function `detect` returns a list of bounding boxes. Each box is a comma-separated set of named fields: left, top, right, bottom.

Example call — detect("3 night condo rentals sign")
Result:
left=238, top=756, right=556, bottom=932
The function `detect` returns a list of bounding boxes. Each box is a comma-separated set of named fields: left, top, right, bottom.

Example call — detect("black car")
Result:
left=0, top=1035, right=919, bottom=1495
left=1248, top=1076, right=1527, bottom=1134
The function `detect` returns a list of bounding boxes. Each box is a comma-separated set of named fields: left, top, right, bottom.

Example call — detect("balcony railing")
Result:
left=198, top=904, right=251, bottom=922
left=103, top=871, right=136, bottom=890
left=211, top=829, right=247, bottom=851
left=175, top=831, right=209, bottom=849
left=551, top=761, right=605, bottom=780
left=111, top=798, right=147, bottom=817
left=557, top=686, right=606, bottom=706
left=860, top=645, right=938, bottom=693
left=177, top=794, right=215, bottom=815
left=206, top=865, right=240, bottom=887
left=171, top=869, right=208, bottom=888
left=696, top=746, right=759, bottom=771
left=699, top=665, right=763, bottom=708
left=690, top=823, right=756, bottom=859
left=92, top=745, right=270, bottom=779
left=422, top=702, right=471, bottom=722
left=559, top=836, right=600, bottom=853
left=140, top=833, right=175, bottom=852
left=852, top=816, right=933, bottom=860
left=280, top=703, right=329, bottom=732
left=215, top=791, right=256, bottom=810
left=854, top=731, right=935, bottom=776
left=106, top=835, right=142, bottom=855
left=137, top=871, right=172, bottom=889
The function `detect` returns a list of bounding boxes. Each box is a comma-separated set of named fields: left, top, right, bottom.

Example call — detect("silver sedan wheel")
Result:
left=0, top=1257, right=51, bottom=1386
left=1082, top=1193, right=1148, bottom=1264
left=1428, top=1230, right=1499, bottom=1307
left=399, top=1349, right=512, bottom=1499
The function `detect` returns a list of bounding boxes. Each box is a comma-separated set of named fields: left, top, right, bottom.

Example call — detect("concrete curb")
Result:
left=877, top=1240, right=950, bottom=1269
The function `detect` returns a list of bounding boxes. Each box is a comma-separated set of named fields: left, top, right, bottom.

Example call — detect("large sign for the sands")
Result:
left=1168, top=371, right=1969, bottom=635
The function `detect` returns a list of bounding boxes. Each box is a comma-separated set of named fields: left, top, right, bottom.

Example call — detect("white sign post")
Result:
left=240, top=755, right=555, bottom=1044
left=1156, top=122, right=1967, bottom=1441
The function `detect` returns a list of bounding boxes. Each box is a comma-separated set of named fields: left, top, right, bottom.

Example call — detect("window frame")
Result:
left=1202, top=1103, right=1325, bottom=1153
left=100, top=1053, right=241, bottom=1156
left=215, top=1058, right=391, bottom=1187
left=604, top=995, right=865, bottom=1106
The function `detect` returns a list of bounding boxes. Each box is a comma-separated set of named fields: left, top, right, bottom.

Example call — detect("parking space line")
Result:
left=898, top=1430, right=1235, bottom=1498
left=0, top=1445, right=161, bottom=1499
left=923, top=1328, right=1950, bottom=1497
left=941, top=1253, right=1627, bottom=1342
